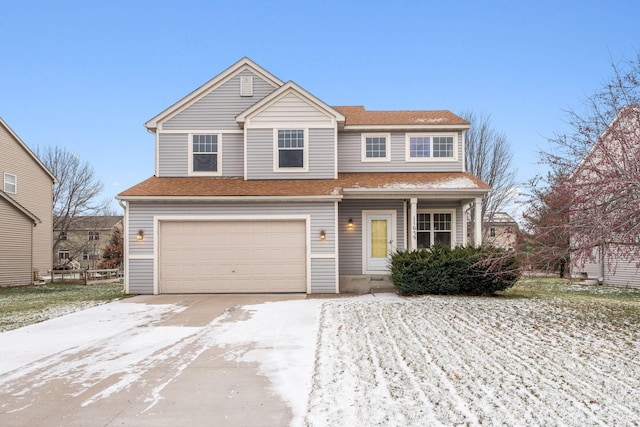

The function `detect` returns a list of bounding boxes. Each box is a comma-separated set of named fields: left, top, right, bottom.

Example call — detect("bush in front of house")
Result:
left=390, top=245, right=521, bottom=296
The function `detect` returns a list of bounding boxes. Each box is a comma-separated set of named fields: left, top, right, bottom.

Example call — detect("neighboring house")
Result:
left=55, top=216, right=123, bottom=270
left=483, top=212, right=518, bottom=250
left=0, top=118, right=56, bottom=286
left=570, top=105, right=640, bottom=288
left=118, top=58, right=490, bottom=294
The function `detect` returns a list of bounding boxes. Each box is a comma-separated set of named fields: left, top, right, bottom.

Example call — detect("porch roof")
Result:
left=118, top=172, right=490, bottom=200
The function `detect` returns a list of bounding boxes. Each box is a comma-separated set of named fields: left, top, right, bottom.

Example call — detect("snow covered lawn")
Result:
left=305, top=294, right=640, bottom=426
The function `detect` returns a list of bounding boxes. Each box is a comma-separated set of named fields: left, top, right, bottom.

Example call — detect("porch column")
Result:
left=410, top=198, right=418, bottom=250
left=474, top=197, right=482, bottom=247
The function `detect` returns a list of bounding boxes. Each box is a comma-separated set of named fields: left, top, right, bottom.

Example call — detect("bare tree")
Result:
left=460, top=111, right=517, bottom=241
left=536, top=54, right=640, bottom=271
left=37, top=146, right=110, bottom=263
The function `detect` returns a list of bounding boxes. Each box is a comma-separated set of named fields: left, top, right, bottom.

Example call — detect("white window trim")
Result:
left=88, top=231, right=100, bottom=241
left=416, top=208, right=456, bottom=248
left=405, top=132, right=458, bottom=162
left=361, top=133, right=391, bottom=162
left=273, top=128, right=309, bottom=173
left=4, top=172, right=17, bottom=194
left=188, top=133, right=222, bottom=176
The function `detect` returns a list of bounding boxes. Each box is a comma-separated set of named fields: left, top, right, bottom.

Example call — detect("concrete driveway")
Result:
left=0, top=294, right=308, bottom=427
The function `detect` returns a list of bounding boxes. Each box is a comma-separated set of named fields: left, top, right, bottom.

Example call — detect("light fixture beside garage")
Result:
left=136, top=230, right=144, bottom=241
left=320, top=230, right=326, bottom=240
left=347, top=218, right=355, bottom=230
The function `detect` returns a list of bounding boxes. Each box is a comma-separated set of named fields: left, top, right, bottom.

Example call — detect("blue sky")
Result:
left=1, top=0, right=638, bottom=213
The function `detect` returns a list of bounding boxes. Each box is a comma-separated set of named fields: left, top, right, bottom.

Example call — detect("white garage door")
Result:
left=159, top=220, right=307, bottom=293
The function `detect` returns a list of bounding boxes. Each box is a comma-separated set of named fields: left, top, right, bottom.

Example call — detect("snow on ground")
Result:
left=1, top=293, right=638, bottom=426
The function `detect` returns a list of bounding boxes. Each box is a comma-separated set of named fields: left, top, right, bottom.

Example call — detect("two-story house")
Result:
left=55, top=216, right=123, bottom=270
left=0, top=118, right=56, bottom=285
left=118, top=58, right=490, bottom=294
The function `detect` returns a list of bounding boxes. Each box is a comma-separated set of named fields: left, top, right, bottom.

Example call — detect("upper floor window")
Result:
left=59, top=231, right=68, bottom=241
left=4, top=173, right=16, bottom=194
left=189, top=134, right=221, bottom=176
left=88, top=231, right=100, bottom=241
left=362, top=133, right=391, bottom=162
left=405, top=133, right=457, bottom=161
left=490, top=227, right=496, bottom=237
left=275, top=129, right=307, bottom=171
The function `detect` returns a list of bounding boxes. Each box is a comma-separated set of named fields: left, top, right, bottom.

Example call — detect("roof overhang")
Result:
left=343, top=124, right=470, bottom=131
left=117, top=195, right=343, bottom=203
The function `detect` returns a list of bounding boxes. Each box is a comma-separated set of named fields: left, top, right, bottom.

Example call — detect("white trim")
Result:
left=153, top=215, right=312, bottom=295
left=3, top=172, right=17, bottom=194
left=273, top=128, right=309, bottom=173
left=361, top=133, right=391, bottom=162
left=123, top=201, right=129, bottom=294
left=416, top=208, right=457, bottom=248
left=344, top=124, right=469, bottom=131
left=334, top=127, right=338, bottom=179
left=187, top=133, right=222, bottom=176
left=247, top=121, right=335, bottom=129
left=243, top=126, right=248, bottom=180
left=334, top=200, right=340, bottom=293
left=405, top=132, right=459, bottom=162
left=310, top=253, right=336, bottom=259
left=154, top=131, right=159, bottom=176
left=129, top=254, right=154, bottom=260
left=410, top=198, right=418, bottom=250
left=362, top=210, right=397, bottom=275
left=461, top=130, right=467, bottom=172
left=160, top=129, right=243, bottom=134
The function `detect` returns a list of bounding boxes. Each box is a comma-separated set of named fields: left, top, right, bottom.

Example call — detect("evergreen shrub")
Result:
left=390, top=245, right=520, bottom=296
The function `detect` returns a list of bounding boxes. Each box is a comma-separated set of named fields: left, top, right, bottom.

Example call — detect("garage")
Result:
left=158, top=220, right=307, bottom=293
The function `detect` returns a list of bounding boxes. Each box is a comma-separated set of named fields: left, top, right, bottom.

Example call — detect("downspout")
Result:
left=118, top=199, right=129, bottom=293
left=598, top=241, right=605, bottom=285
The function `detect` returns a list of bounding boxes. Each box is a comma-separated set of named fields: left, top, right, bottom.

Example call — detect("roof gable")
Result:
left=236, top=81, right=346, bottom=128
left=0, top=118, right=56, bottom=183
left=145, top=57, right=285, bottom=131
left=0, top=189, right=40, bottom=224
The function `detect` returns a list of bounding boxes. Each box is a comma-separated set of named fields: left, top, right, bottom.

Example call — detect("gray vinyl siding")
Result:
left=162, top=69, right=278, bottom=130
left=338, top=131, right=464, bottom=172
left=158, top=133, right=244, bottom=177
left=129, top=259, right=154, bottom=294
left=0, top=123, right=54, bottom=275
left=0, top=200, right=32, bottom=286
left=338, top=199, right=406, bottom=275
left=311, top=258, right=337, bottom=293
left=158, top=133, right=188, bottom=177
left=246, top=128, right=335, bottom=179
left=126, top=200, right=337, bottom=294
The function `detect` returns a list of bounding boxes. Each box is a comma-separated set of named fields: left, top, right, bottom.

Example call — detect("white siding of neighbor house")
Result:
left=158, top=132, right=244, bottom=177
left=162, top=69, right=278, bottom=130
left=574, top=244, right=640, bottom=289
left=0, top=123, right=54, bottom=276
left=126, top=201, right=337, bottom=294
left=0, top=199, right=33, bottom=286
left=246, top=128, right=335, bottom=179
left=337, top=131, right=464, bottom=172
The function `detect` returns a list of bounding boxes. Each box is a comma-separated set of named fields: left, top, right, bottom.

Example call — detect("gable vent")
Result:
left=240, top=75, right=253, bottom=97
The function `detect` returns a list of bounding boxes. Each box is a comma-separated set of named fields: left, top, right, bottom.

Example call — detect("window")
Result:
left=416, top=211, right=454, bottom=248
left=58, top=251, right=70, bottom=260
left=83, top=250, right=99, bottom=260
left=406, top=134, right=457, bottom=161
left=276, top=129, right=306, bottom=170
left=189, top=134, right=220, bottom=175
left=88, top=231, right=100, bottom=241
left=59, top=231, right=68, bottom=241
left=362, top=133, right=391, bottom=161
left=4, top=173, right=16, bottom=194
left=490, top=227, right=496, bottom=237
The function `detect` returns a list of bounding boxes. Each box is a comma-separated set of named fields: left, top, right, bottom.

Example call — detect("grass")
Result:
left=0, top=281, right=128, bottom=332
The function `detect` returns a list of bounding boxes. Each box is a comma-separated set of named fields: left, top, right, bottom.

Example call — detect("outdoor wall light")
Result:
left=320, top=230, right=326, bottom=240
left=136, top=230, right=144, bottom=241
left=347, top=218, right=355, bottom=230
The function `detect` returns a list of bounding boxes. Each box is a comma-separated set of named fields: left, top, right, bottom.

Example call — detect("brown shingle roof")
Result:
left=332, top=106, right=469, bottom=127
left=118, top=173, right=489, bottom=198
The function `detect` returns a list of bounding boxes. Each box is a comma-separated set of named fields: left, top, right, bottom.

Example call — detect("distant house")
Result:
left=55, top=216, right=123, bottom=270
left=570, top=105, right=640, bottom=288
left=118, top=58, right=490, bottom=295
left=483, top=212, right=518, bottom=250
left=0, top=118, right=56, bottom=285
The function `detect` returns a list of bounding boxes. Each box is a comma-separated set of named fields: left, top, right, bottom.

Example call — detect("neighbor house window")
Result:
left=88, top=231, right=100, bottom=241
left=416, top=211, right=454, bottom=248
left=4, top=173, right=16, bottom=194
left=189, top=134, right=221, bottom=175
left=275, top=129, right=306, bottom=170
left=58, top=251, right=70, bottom=260
left=490, top=227, right=496, bottom=237
left=406, top=134, right=457, bottom=161
left=59, top=231, right=68, bottom=241
left=83, top=250, right=99, bottom=260
left=362, top=133, right=391, bottom=162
